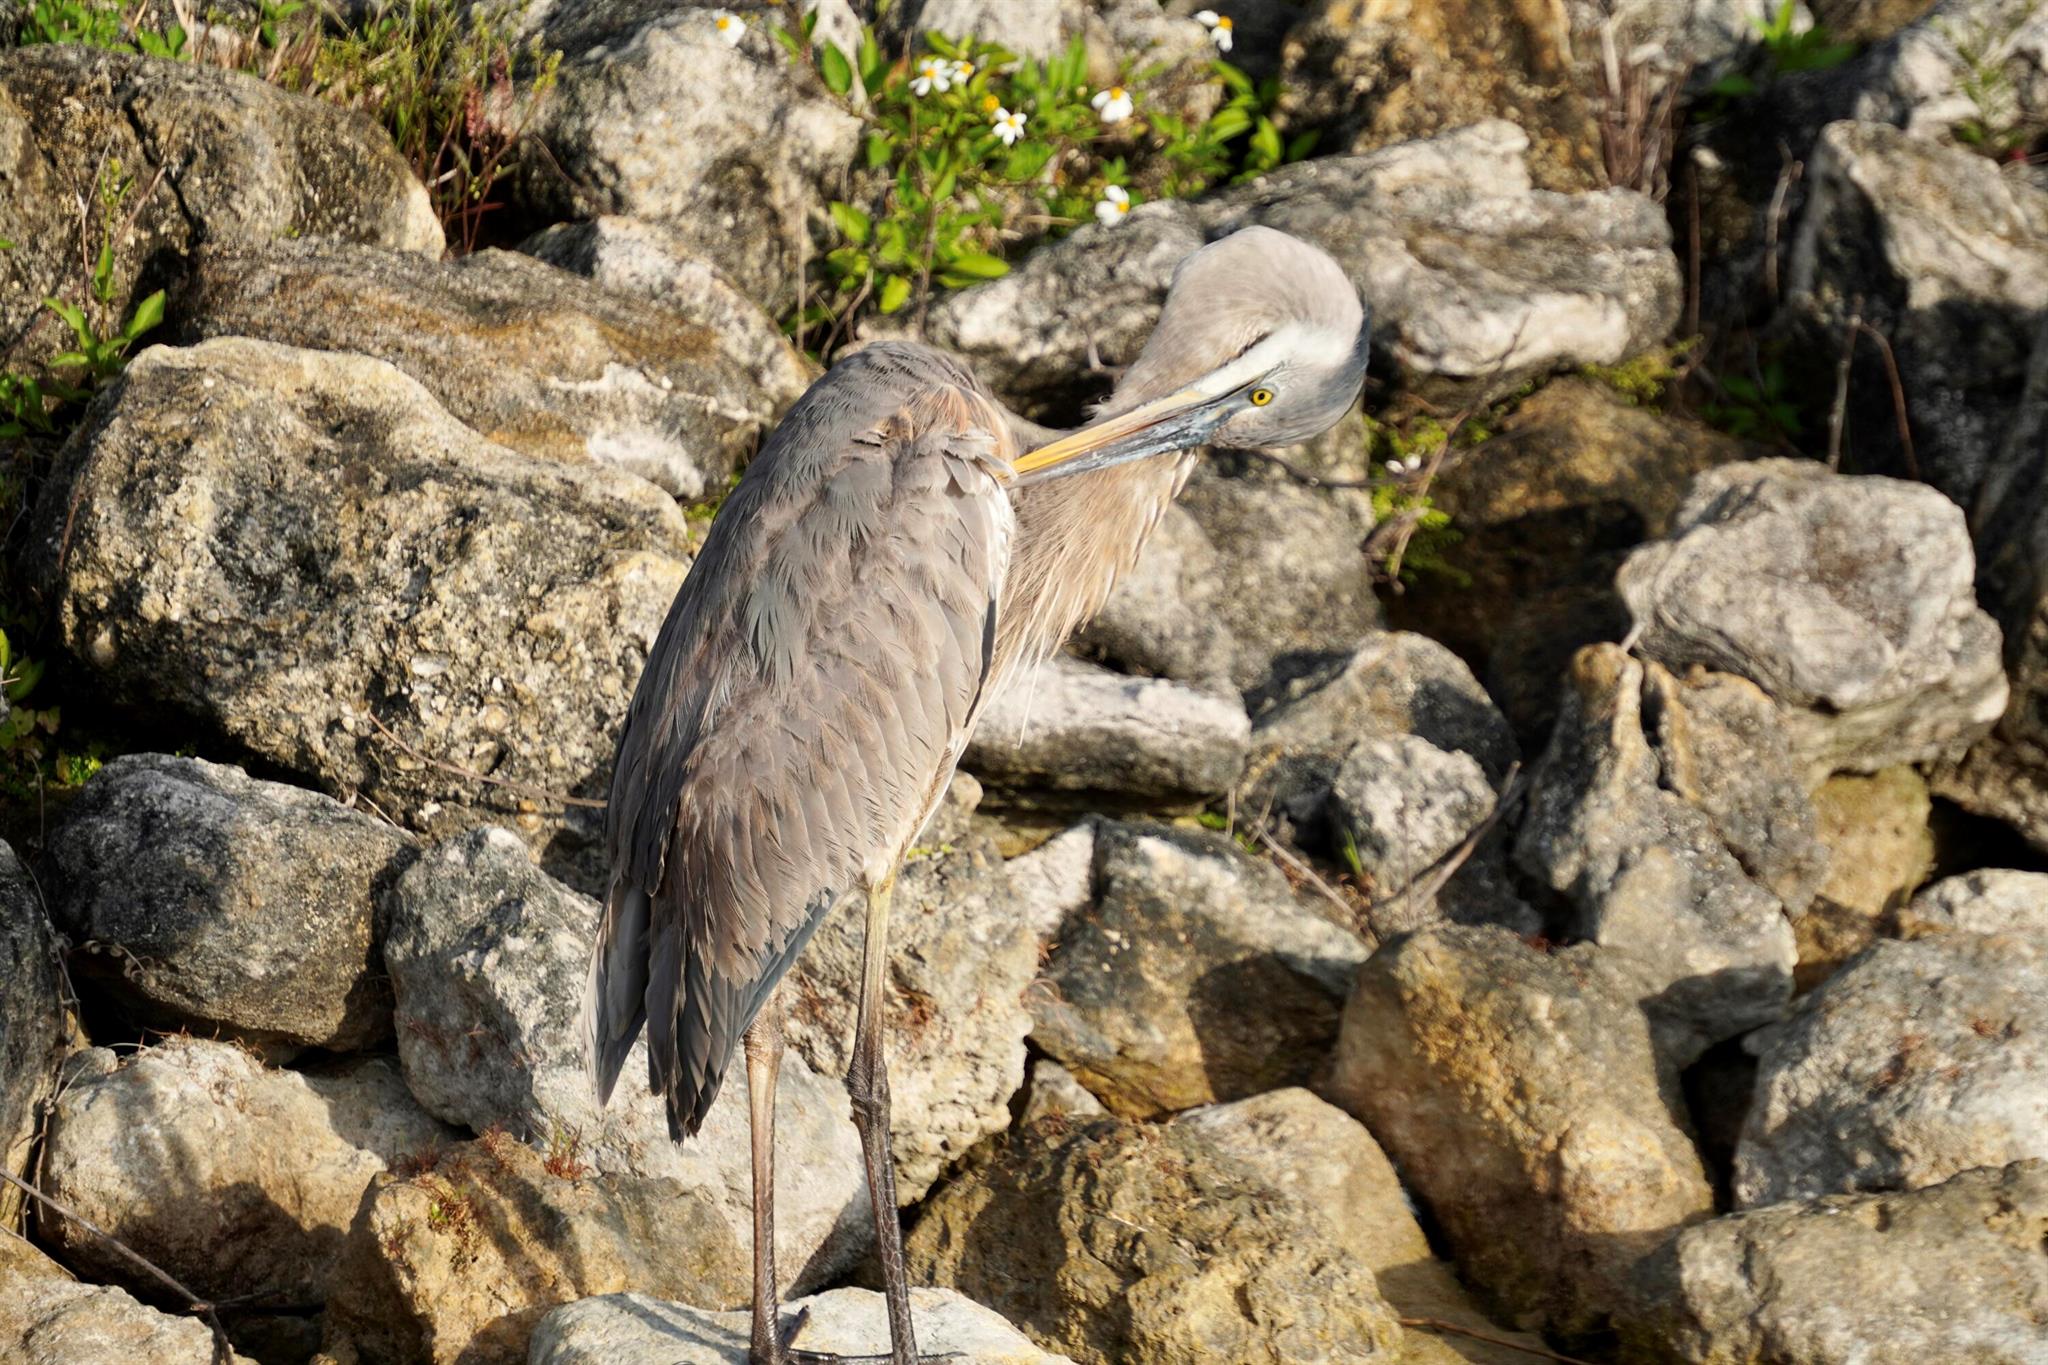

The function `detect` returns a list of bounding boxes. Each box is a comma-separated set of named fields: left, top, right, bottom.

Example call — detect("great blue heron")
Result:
left=584, top=225, right=1369, bottom=1364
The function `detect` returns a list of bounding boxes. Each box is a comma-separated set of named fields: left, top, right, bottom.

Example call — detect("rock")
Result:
left=0, top=1234, right=257, bottom=1365
left=777, top=829, right=1039, bottom=1203
left=1565, top=0, right=1777, bottom=72
left=1175, top=471, right=1381, bottom=692
left=0, top=45, right=439, bottom=371
left=1844, top=0, right=2048, bottom=144
left=325, top=1132, right=749, bottom=1365
left=1515, top=647, right=1812, bottom=1063
left=531, top=1287, right=1075, bottom=1365
left=1325, top=926, right=1715, bottom=1337
left=1624, top=1159, right=2048, bottom=1365
left=36, top=1039, right=453, bottom=1305
left=1783, top=121, right=2048, bottom=497
left=964, top=655, right=1250, bottom=806
left=1029, top=821, right=1369, bottom=1117
left=1809, top=0, right=1940, bottom=41
left=1900, top=869, right=2048, bottom=937
left=1735, top=930, right=2048, bottom=1205
left=1617, top=458, right=2008, bottom=778
left=1385, top=377, right=1750, bottom=738
left=1794, top=767, right=1934, bottom=990
left=1018, top=1058, right=1107, bottom=1126
left=1173, top=1089, right=1548, bottom=1365
left=175, top=238, right=810, bottom=501
left=44, top=754, right=414, bottom=1051
left=1278, top=0, right=1606, bottom=192
left=381, top=827, right=868, bottom=1290
left=1002, top=819, right=1098, bottom=940
left=1070, top=504, right=1240, bottom=687
left=518, top=8, right=861, bottom=313
left=904, top=1112, right=1406, bottom=1364
left=916, top=121, right=1681, bottom=409
left=31, top=337, right=691, bottom=875
left=0, top=841, right=64, bottom=1228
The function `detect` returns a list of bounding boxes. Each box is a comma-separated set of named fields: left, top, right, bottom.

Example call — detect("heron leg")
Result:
left=745, top=990, right=810, bottom=1365
left=848, top=871, right=919, bottom=1365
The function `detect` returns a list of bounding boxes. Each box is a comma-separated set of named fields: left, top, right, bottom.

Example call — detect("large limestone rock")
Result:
left=1515, top=647, right=1816, bottom=1062
left=1029, top=821, right=1369, bottom=1117
left=531, top=1287, right=1076, bottom=1365
left=176, top=239, right=810, bottom=501
left=44, top=754, right=415, bottom=1051
left=965, top=656, right=1250, bottom=806
left=31, top=338, right=691, bottom=873
left=1900, top=869, right=2048, bottom=937
left=381, top=827, right=867, bottom=1291
left=1794, top=766, right=1934, bottom=990
left=1325, top=926, right=1715, bottom=1337
left=0, top=842, right=64, bottom=1228
left=904, top=1112, right=1406, bottom=1364
left=0, top=45, right=439, bottom=372
left=36, top=1039, right=453, bottom=1305
left=0, top=1235, right=256, bottom=1365
left=1735, top=930, right=2048, bottom=1205
left=1173, top=1089, right=1548, bottom=1365
left=916, top=121, right=1680, bottom=409
left=518, top=9, right=861, bottom=312
left=1782, top=122, right=2048, bottom=497
left=1618, top=459, right=2008, bottom=778
left=1625, top=1160, right=2048, bottom=1365
left=325, top=1132, right=749, bottom=1365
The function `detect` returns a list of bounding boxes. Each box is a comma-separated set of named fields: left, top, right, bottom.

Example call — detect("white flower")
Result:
left=1195, top=9, right=1233, bottom=51
left=1386, top=455, right=1423, bottom=477
left=991, top=106, right=1028, bottom=146
left=1094, top=184, right=1131, bottom=227
left=951, top=58, right=975, bottom=84
left=1090, top=85, right=1135, bottom=125
left=711, top=8, right=744, bottom=45
left=911, top=56, right=951, bottom=96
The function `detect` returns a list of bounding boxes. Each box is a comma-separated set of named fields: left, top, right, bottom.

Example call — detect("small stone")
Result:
left=1899, top=869, right=2048, bottom=938
left=0, top=1235, right=257, bottom=1365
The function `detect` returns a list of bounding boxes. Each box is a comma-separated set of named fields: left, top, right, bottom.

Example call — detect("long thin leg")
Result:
left=848, top=871, right=918, bottom=1365
left=746, top=990, right=807, bottom=1365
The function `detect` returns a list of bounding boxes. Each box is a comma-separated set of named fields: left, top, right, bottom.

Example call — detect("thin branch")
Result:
left=364, top=712, right=607, bottom=810
left=1374, top=761, right=1524, bottom=918
left=1245, top=819, right=1367, bottom=936
left=1853, top=316, right=1917, bottom=480
left=1397, top=1316, right=1598, bottom=1365
left=1762, top=150, right=1802, bottom=306
left=1826, top=294, right=1863, bottom=471
left=0, top=1170, right=236, bottom=1364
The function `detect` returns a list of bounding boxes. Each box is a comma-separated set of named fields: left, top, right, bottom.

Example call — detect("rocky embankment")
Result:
left=3, top=0, right=2047, bottom=1362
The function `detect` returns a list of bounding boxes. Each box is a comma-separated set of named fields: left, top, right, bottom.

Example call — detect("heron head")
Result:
left=1010, top=226, right=1369, bottom=483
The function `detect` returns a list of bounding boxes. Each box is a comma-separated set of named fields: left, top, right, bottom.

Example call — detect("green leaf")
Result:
left=858, top=26, right=886, bottom=89
left=770, top=25, right=804, bottom=59
left=942, top=251, right=1008, bottom=280
left=877, top=275, right=912, bottom=314
left=1250, top=116, right=1282, bottom=165
left=41, top=298, right=91, bottom=348
left=1284, top=129, right=1321, bottom=162
left=1213, top=60, right=1255, bottom=97
left=829, top=201, right=872, bottom=245
left=123, top=289, right=166, bottom=344
left=1709, top=72, right=1758, bottom=98
left=818, top=42, right=854, bottom=95
left=865, top=131, right=896, bottom=169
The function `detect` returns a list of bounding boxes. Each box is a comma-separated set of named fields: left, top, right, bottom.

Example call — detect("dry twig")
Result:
left=1373, top=761, right=1524, bottom=919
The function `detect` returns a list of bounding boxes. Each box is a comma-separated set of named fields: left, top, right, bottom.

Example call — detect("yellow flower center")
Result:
left=1216, top=15, right=1233, bottom=28
left=715, top=15, right=731, bottom=28
left=982, top=94, right=1000, bottom=112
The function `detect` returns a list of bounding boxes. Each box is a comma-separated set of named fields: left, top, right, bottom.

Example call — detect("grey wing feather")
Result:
left=583, top=343, right=1014, bottom=1138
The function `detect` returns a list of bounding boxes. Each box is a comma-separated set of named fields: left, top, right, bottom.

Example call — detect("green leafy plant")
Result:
left=1706, top=1, right=1857, bottom=103
left=1705, top=360, right=1804, bottom=441
left=18, top=0, right=187, bottom=58
left=1945, top=14, right=2038, bottom=160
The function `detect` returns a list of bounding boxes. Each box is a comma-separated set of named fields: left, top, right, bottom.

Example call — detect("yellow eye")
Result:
left=1249, top=387, right=1274, bottom=406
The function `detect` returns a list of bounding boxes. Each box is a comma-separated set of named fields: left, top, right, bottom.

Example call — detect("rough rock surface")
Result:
left=965, top=655, right=1250, bottom=805
left=0, top=842, right=64, bottom=1227
left=904, top=1112, right=1406, bottom=1364
left=1071, top=504, right=1241, bottom=687
left=1626, top=1160, right=2048, bottom=1365
left=1900, top=869, right=2048, bottom=937
left=1794, top=767, right=1933, bottom=990
left=1736, top=930, right=2048, bottom=1205
left=530, top=1287, right=1076, bottom=1365
left=519, top=10, right=861, bottom=312
left=916, top=121, right=1681, bottom=408
left=44, top=754, right=414, bottom=1051
left=1515, top=647, right=1812, bottom=1062
left=1326, top=926, right=1715, bottom=1337
left=381, top=827, right=867, bottom=1289
left=1783, top=122, right=2048, bottom=498
left=0, top=1235, right=257, bottom=1365
left=37, top=1039, right=453, bottom=1304
left=1174, top=1089, right=1547, bottom=1365
left=32, top=338, right=691, bottom=871
left=0, top=44, right=439, bottom=371
left=325, top=1132, right=749, bottom=1365
left=1030, top=821, right=1369, bottom=1117
left=176, top=239, right=810, bottom=500
left=1618, top=459, right=2008, bottom=777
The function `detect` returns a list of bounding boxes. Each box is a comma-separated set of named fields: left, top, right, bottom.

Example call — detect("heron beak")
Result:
left=1007, top=385, right=1240, bottom=485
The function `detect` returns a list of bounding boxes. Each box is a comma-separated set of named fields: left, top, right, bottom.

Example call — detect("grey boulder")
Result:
left=44, top=754, right=415, bottom=1051
left=1900, top=869, right=2048, bottom=937
left=1618, top=458, right=2008, bottom=778
left=0, top=842, right=64, bottom=1228
left=0, top=1235, right=255, bottom=1365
